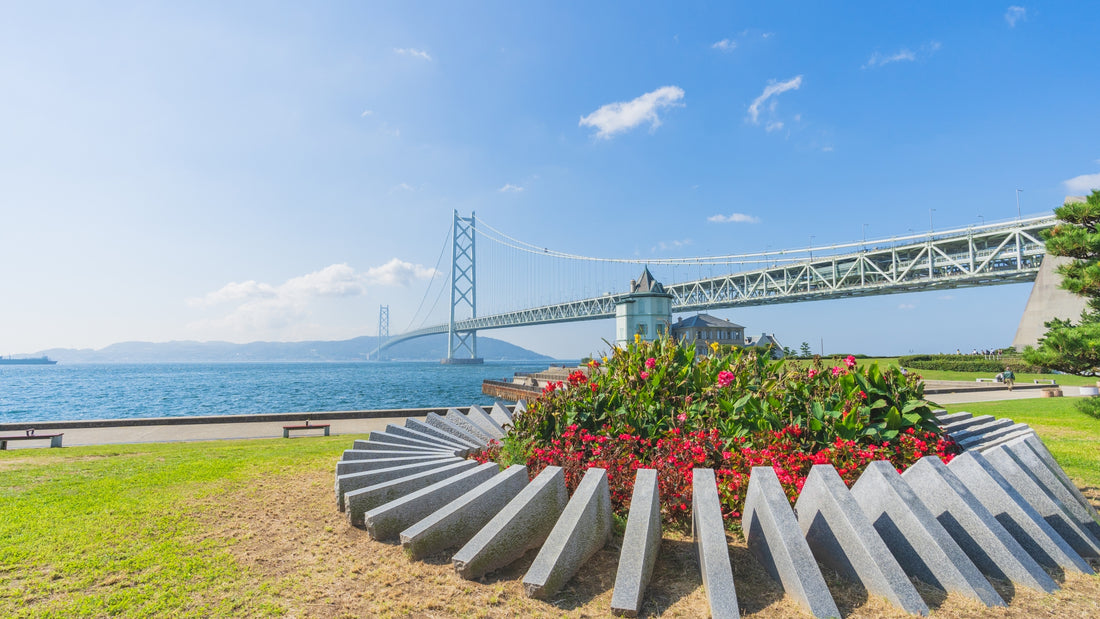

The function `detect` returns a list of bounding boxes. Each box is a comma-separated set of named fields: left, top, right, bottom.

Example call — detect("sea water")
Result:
left=0, top=361, right=560, bottom=424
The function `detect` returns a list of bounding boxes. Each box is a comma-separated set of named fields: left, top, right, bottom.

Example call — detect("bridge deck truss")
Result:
left=381, top=217, right=1054, bottom=351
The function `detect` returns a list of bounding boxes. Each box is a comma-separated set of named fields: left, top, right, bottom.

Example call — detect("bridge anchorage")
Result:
left=378, top=211, right=1066, bottom=361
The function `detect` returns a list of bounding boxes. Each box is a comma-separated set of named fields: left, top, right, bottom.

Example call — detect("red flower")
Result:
left=844, top=355, right=857, bottom=369
left=717, top=370, right=735, bottom=388
left=645, top=357, right=656, bottom=369
left=640, top=371, right=650, bottom=380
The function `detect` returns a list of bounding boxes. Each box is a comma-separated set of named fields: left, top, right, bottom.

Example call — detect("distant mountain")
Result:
left=33, top=335, right=553, bottom=364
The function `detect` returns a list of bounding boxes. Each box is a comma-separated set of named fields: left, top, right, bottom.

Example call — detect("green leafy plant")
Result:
left=497, top=335, right=954, bottom=525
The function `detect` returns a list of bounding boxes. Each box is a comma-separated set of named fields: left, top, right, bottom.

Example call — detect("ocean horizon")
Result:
left=0, top=360, right=567, bottom=424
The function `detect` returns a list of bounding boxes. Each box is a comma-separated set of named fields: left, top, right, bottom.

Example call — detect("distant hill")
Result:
left=34, top=335, right=552, bottom=364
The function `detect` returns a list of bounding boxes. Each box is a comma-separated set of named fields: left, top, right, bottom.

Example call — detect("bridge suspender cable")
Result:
left=471, top=213, right=1055, bottom=267
left=403, top=226, right=453, bottom=333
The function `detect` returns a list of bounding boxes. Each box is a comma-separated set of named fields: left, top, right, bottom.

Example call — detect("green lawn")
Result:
left=0, top=436, right=356, bottom=618
left=2, top=401, right=1097, bottom=618
left=942, top=398, right=1100, bottom=489
left=848, top=357, right=1099, bottom=387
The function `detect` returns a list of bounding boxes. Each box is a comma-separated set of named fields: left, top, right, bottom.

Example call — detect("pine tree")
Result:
left=1023, top=190, right=1100, bottom=378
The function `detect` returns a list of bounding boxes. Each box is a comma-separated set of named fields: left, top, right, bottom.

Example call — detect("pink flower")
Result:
left=677, top=413, right=687, bottom=422
left=640, top=371, right=650, bottom=380
left=808, top=369, right=818, bottom=379
left=645, top=357, right=656, bottom=369
left=831, top=366, right=842, bottom=377
left=844, top=355, right=857, bottom=369
left=717, top=370, right=735, bottom=388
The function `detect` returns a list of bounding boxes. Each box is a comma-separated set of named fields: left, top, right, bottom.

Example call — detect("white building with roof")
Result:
left=614, top=267, right=673, bottom=347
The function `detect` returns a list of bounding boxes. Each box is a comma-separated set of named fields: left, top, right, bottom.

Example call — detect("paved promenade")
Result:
left=35, top=416, right=410, bottom=448
left=0, top=409, right=447, bottom=449
left=0, top=383, right=1091, bottom=449
left=928, top=384, right=1092, bottom=405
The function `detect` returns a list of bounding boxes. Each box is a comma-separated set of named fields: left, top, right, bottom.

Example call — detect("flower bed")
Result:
left=476, top=336, right=958, bottom=526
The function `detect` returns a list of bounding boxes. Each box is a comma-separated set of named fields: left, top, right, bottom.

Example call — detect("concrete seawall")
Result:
left=482, top=379, right=540, bottom=402
left=0, top=406, right=478, bottom=432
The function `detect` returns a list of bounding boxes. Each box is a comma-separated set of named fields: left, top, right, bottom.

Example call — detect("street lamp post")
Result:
left=929, top=208, right=936, bottom=233
left=1016, top=188, right=1023, bottom=220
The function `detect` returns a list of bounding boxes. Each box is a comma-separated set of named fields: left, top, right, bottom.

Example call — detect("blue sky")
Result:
left=2, top=2, right=1099, bottom=359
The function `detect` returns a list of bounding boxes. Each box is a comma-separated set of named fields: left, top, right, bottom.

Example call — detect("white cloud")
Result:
left=821, top=145, right=834, bottom=152
left=864, top=49, right=916, bottom=68
left=499, top=183, right=524, bottom=193
left=708, top=213, right=761, bottom=224
left=190, top=264, right=369, bottom=309
left=652, top=239, right=693, bottom=252
left=363, top=258, right=436, bottom=287
left=711, top=38, right=737, bottom=52
left=938, top=295, right=955, bottom=301
left=1064, top=171, right=1100, bottom=194
left=747, top=76, right=802, bottom=125
left=282, top=264, right=366, bottom=298
left=863, top=41, right=940, bottom=69
left=1005, top=6, right=1027, bottom=27
left=188, top=280, right=277, bottom=307
left=189, top=260, right=435, bottom=335
left=579, top=86, right=685, bottom=139
left=390, top=182, right=415, bottom=193
left=898, top=303, right=916, bottom=310
left=765, top=121, right=784, bottom=133
left=394, top=47, right=432, bottom=61
left=361, top=109, right=373, bottom=117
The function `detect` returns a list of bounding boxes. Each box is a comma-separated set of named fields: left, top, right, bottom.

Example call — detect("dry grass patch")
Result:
left=195, top=466, right=1100, bottom=618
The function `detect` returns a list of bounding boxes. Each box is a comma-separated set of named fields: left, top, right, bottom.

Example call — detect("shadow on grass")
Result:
left=640, top=537, right=704, bottom=617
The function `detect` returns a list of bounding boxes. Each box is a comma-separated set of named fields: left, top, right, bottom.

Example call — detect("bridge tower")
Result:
left=374, top=305, right=389, bottom=361
left=443, top=210, right=483, bottom=364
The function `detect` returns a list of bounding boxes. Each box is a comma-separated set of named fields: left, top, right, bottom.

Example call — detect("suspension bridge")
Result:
left=374, top=211, right=1058, bottom=361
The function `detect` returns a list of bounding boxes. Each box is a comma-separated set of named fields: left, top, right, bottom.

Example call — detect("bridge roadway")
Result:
left=380, top=215, right=1055, bottom=352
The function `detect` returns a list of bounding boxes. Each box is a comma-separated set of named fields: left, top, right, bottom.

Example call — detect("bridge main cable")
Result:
left=381, top=214, right=1056, bottom=350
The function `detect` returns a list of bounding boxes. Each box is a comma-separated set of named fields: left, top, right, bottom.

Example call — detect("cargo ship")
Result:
left=0, top=355, right=57, bottom=365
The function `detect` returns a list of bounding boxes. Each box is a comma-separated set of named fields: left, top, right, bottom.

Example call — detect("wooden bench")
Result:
left=282, top=422, right=330, bottom=438
left=0, top=431, right=63, bottom=449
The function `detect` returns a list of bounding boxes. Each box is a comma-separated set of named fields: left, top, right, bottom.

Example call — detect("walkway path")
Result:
left=1, top=381, right=1091, bottom=449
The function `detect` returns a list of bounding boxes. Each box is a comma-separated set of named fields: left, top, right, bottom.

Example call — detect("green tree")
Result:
left=1024, top=190, right=1100, bottom=383
left=799, top=341, right=813, bottom=358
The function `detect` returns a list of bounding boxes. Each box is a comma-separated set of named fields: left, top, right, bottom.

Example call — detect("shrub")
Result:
left=485, top=336, right=956, bottom=527
left=1076, top=396, right=1100, bottom=420
left=898, top=354, right=1045, bottom=374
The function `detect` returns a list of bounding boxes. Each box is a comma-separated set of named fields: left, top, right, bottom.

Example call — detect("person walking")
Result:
left=1003, top=367, right=1016, bottom=391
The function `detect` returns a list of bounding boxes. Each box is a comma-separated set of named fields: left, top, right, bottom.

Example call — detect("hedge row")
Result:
left=898, top=354, right=1045, bottom=374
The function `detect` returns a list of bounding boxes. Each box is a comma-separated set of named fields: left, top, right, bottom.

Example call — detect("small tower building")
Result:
left=615, top=267, right=673, bottom=347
